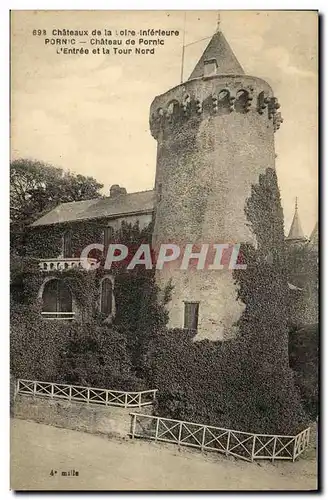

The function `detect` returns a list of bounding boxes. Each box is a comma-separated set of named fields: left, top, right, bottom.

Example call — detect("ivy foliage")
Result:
left=147, top=331, right=307, bottom=435
left=111, top=221, right=172, bottom=378
left=10, top=219, right=171, bottom=388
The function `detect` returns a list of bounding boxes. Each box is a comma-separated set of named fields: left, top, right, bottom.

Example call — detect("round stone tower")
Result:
left=150, top=27, right=283, bottom=341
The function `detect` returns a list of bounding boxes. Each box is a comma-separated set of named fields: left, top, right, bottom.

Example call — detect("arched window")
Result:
left=100, top=278, right=113, bottom=317
left=235, top=89, right=251, bottom=114
left=42, top=279, right=73, bottom=320
left=167, top=100, right=180, bottom=121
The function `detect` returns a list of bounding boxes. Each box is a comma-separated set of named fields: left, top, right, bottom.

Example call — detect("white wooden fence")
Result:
left=16, top=379, right=157, bottom=408
left=15, top=378, right=311, bottom=462
left=130, top=413, right=311, bottom=462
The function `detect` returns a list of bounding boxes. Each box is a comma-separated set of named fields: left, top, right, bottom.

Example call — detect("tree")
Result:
left=10, top=158, right=104, bottom=255
left=231, top=167, right=308, bottom=431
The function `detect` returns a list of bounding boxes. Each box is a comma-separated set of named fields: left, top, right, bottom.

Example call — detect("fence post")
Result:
left=178, top=422, right=182, bottom=447
left=87, top=388, right=90, bottom=405
left=33, top=381, right=37, bottom=397
left=155, top=417, right=160, bottom=441
left=201, top=426, right=206, bottom=452
left=138, top=392, right=142, bottom=408
left=51, top=383, right=54, bottom=399
left=251, top=435, right=256, bottom=462
left=15, top=379, right=20, bottom=399
left=131, top=414, right=137, bottom=439
left=69, top=386, right=72, bottom=401
left=306, top=428, right=311, bottom=448
left=105, top=390, right=109, bottom=407
left=272, top=436, right=277, bottom=463
left=292, top=436, right=298, bottom=462
left=226, top=430, right=231, bottom=456
left=124, top=393, right=128, bottom=408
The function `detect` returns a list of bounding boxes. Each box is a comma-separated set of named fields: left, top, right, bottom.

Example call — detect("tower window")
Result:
left=184, top=301, right=199, bottom=331
left=100, top=278, right=113, bottom=317
left=204, top=59, right=217, bottom=77
left=63, top=230, right=72, bottom=258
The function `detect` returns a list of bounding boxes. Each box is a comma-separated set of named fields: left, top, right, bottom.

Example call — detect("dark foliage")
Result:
left=289, top=324, right=318, bottom=419
left=10, top=305, right=143, bottom=390
left=10, top=220, right=171, bottom=388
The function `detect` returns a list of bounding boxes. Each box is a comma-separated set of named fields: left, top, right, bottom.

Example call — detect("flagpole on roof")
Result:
left=179, top=12, right=222, bottom=84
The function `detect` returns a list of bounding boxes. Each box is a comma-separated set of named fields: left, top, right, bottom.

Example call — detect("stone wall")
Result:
left=13, top=394, right=153, bottom=438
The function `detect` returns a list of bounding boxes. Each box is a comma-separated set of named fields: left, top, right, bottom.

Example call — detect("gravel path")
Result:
left=10, top=419, right=317, bottom=491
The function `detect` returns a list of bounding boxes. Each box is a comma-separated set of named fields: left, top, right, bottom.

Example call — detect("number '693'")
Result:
left=32, top=29, right=46, bottom=36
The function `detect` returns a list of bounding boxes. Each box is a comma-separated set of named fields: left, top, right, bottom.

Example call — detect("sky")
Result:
left=10, top=10, right=318, bottom=236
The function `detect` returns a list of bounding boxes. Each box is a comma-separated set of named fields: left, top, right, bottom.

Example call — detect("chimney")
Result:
left=110, top=184, right=127, bottom=197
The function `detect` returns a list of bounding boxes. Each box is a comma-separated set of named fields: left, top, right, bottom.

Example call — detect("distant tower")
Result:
left=308, top=221, right=318, bottom=249
left=286, top=200, right=318, bottom=326
left=286, top=198, right=307, bottom=246
left=150, top=24, right=283, bottom=340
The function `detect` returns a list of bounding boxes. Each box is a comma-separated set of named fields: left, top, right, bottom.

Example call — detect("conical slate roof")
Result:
left=188, top=30, right=244, bottom=80
left=287, top=199, right=306, bottom=241
left=309, top=221, right=318, bottom=247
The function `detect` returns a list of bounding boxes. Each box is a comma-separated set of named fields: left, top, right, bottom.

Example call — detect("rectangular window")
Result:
left=63, top=230, right=72, bottom=258
left=184, top=301, right=199, bottom=331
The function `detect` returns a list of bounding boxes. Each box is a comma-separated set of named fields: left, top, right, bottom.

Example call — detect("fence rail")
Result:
left=130, top=413, right=310, bottom=462
left=16, top=379, right=157, bottom=408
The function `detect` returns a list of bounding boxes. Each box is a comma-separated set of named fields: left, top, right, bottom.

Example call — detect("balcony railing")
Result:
left=39, top=258, right=98, bottom=272
left=41, top=311, right=75, bottom=320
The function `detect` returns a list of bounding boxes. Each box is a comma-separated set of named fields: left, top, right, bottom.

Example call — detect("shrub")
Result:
left=60, top=324, right=144, bottom=390
left=10, top=305, right=144, bottom=391
left=10, top=305, right=65, bottom=382
left=148, top=330, right=308, bottom=434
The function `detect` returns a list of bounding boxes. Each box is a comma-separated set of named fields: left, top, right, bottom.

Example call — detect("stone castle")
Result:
left=30, top=27, right=318, bottom=339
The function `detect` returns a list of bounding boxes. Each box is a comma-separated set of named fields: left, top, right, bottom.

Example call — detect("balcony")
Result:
left=39, top=258, right=98, bottom=272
